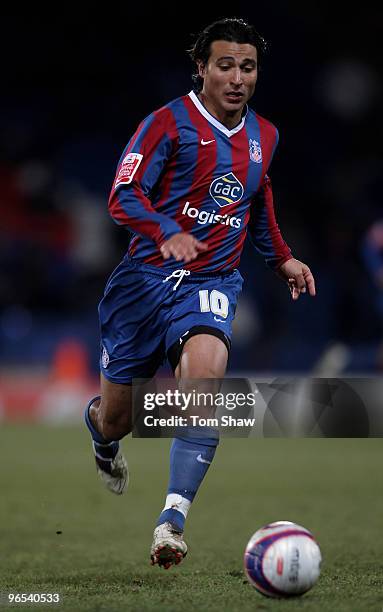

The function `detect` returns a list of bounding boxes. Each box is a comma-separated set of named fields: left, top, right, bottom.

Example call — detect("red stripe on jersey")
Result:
left=135, top=218, right=165, bottom=244
left=218, top=207, right=251, bottom=271
left=108, top=194, right=130, bottom=227
left=143, top=109, right=180, bottom=266
left=200, top=126, right=250, bottom=271
left=263, top=176, right=292, bottom=265
left=136, top=107, right=175, bottom=177
left=174, top=95, right=217, bottom=232
left=127, top=119, right=145, bottom=152
left=150, top=109, right=179, bottom=210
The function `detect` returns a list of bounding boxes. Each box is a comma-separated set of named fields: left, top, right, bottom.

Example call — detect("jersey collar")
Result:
left=188, top=90, right=247, bottom=138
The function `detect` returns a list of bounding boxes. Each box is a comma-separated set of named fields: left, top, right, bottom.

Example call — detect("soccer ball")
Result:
left=244, top=521, right=322, bottom=598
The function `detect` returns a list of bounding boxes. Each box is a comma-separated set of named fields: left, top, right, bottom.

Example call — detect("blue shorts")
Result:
left=98, top=258, right=244, bottom=383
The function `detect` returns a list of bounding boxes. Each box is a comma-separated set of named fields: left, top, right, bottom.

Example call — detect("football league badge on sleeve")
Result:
left=115, top=152, right=143, bottom=187
left=249, top=139, right=262, bottom=163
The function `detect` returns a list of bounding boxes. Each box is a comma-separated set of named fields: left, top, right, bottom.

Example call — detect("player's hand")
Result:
left=160, top=232, right=208, bottom=263
left=277, top=258, right=316, bottom=300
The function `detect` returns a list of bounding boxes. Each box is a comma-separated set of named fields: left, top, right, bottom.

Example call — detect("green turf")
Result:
left=0, top=426, right=382, bottom=611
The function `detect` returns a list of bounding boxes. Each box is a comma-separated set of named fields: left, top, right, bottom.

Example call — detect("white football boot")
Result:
left=150, top=522, right=188, bottom=569
left=93, top=444, right=129, bottom=495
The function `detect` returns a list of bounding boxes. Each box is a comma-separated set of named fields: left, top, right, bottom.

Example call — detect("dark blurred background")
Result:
left=1, top=2, right=382, bottom=418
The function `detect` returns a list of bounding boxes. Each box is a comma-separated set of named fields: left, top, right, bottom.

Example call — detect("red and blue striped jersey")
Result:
left=108, top=91, right=292, bottom=273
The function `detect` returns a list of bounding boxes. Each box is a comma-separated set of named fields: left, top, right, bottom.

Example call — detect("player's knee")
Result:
left=179, top=353, right=227, bottom=379
left=177, top=334, right=228, bottom=379
left=183, top=364, right=222, bottom=379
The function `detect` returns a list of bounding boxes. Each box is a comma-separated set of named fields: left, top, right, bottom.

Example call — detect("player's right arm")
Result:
left=108, top=108, right=207, bottom=262
left=108, top=109, right=183, bottom=249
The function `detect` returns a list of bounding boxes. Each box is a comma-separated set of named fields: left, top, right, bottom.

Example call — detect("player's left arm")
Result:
left=248, top=173, right=292, bottom=269
left=248, top=174, right=316, bottom=301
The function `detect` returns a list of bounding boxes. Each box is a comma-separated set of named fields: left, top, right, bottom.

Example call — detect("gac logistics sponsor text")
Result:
left=181, top=202, right=242, bottom=228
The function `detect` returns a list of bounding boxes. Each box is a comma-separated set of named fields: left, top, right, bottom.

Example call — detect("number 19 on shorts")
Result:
left=199, top=289, right=229, bottom=319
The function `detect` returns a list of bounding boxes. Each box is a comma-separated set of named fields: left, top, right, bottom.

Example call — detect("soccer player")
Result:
left=84, top=17, right=316, bottom=569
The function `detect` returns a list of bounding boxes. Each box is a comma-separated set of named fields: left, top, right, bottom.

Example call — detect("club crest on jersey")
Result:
left=249, top=139, right=262, bottom=163
left=209, top=172, right=244, bottom=208
left=115, top=152, right=143, bottom=188
left=101, top=346, right=109, bottom=368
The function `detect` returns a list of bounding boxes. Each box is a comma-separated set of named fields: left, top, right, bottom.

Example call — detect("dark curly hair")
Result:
left=188, top=17, right=267, bottom=92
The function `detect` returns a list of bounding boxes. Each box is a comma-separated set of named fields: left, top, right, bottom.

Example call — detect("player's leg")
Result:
left=84, top=374, right=132, bottom=495
left=89, top=374, right=132, bottom=440
left=152, top=269, right=243, bottom=568
left=174, top=333, right=228, bottom=379
left=84, top=259, right=170, bottom=495
left=151, top=333, right=227, bottom=568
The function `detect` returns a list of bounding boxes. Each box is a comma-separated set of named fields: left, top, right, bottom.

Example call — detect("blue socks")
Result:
left=85, top=397, right=218, bottom=532
left=84, top=396, right=119, bottom=463
left=157, top=430, right=219, bottom=531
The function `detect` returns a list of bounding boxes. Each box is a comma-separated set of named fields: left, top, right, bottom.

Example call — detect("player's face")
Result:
left=198, top=40, right=258, bottom=124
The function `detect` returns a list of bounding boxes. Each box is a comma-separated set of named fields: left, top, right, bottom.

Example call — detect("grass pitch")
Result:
left=0, top=425, right=382, bottom=611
